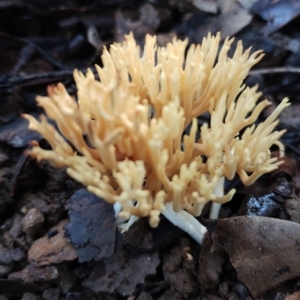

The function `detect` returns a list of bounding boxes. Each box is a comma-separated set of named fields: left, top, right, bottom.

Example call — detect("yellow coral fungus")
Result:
left=23, top=32, right=289, bottom=243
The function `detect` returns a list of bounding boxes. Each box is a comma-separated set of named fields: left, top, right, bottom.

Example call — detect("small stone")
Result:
left=0, top=247, right=25, bottom=264
left=0, top=218, right=12, bottom=232
left=22, top=208, right=44, bottom=236
left=233, top=282, right=250, bottom=298
left=285, top=197, right=300, bottom=223
left=136, top=291, right=152, bottom=300
left=57, top=264, right=77, bottom=294
left=8, top=265, right=58, bottom=283
left=1, top=232, right=13, bottom=248
left=22, top=193, right=49, bottom=215
left=9, top=214, right=23, bottom=238
left=0, top=153, right=8, bottom=165
left=42, top=287, right=60, bottom=300
left=46, top=203, right=63, bottom=225
left=0, top=263, right=14, bottom=277
left=20, top=206, right=28, bottom=215
left=219, top=281, right=229, bottom=298
left=228, top=291, right=239, bottom=300
left=21, top=293, right=38, bottom=300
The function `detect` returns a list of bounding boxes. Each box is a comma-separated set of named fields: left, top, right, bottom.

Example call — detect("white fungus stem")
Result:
left=115, top=201, right=207, bottom=244
left=162, top=202, right=207, bottom=244
left=114, top=202, right=140, bottom=232
left=209, top=176, right=225, bottom=219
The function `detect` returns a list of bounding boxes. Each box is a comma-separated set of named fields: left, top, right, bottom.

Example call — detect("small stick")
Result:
left=250, top=67, right=300, bottom=75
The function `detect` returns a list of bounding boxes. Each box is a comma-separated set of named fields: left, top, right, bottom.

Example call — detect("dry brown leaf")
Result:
left=285, top=290, right=300, bottom=300
left=28, top=220, right=77, bottom=266
left=211, top=216, right=300, bottom=297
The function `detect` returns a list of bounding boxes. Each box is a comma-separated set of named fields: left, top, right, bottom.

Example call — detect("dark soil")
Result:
left=1, top=0, right=300, bottom=299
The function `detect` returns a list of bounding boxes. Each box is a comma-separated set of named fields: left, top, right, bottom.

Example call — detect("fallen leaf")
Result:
left=251, top=0, right=300, bottom=35
left=211, top=216, right=300, bottom=297
left=64, top=188, right=116, bottom=262
left=238, top=0, right=260, bottom=10
left=191, top=0, right=218, bottom=13
left=195, top=6, right=252, bottom=41
left=0, top=114, right=41, bottom=148
left=28, top=219, right=77, bottom=266
left=115, top=3, right=159, bottom=45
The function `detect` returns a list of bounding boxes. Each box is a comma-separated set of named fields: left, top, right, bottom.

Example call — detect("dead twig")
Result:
left=250, top=67, right=300, bottom=75
left=0, top=70, right=84, bottom=92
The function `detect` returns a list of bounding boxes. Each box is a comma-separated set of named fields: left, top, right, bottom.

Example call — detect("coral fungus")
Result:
left=23, top=32, right=289, bottom=243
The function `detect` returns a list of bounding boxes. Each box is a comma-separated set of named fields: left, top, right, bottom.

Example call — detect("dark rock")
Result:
left=22, top=193, right=49, bottom=215
left=0, top=218, right=12, bottom=233
left=219, top=281, right=229, bottom=298
left=21, top=193, right=64, bottom=225
left=0, top=263, right=14, bottom=277
left=232, top=282, right=251, bottom=299
left=9, top=265, right=58, bottom=283
left=285, top=196, right=300, bottom=223
left=272, top=177, right=294, bottom=198
left=0, top=231, right=14, bottom=248
left=56, top=264, right=77, bottom=294
left=73, top=264, right=92, bottom=281
left=136, top=291, right=153, bottom=300
left=0, top=278, right=43, bottom=297
left=65, top=292, right=82, bottom=300
left=46, top=203, right=63, bottom=225
left=9, top=214, right=23, bottom=238
left=46, top=229, right=59, bottom=238
left=21, top=293, right=42, bottom=300
left=228, top=291, right=240, bottom=300
left=0, top=176, right=13, bottom=214
left=237, top=192, right=281, bottom=217
left=42, top=287, right=60, bottom=300
left=157, top=289, right=182, bottom=300
left=0, top=152, right=9, bottom=166
left=13, top=235, right=30, bottom=251
left=0, top=247, right=25, bottom=264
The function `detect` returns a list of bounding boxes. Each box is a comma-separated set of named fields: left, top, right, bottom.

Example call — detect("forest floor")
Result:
left=1, top=0, right=300, bottom=299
